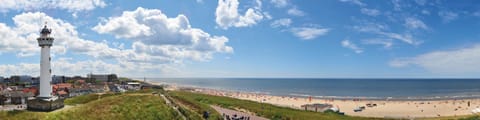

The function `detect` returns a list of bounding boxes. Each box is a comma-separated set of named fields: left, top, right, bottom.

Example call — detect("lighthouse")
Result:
left=37, top=23, right=54, bottom=98
left=27, top=23, right=64, bottom=111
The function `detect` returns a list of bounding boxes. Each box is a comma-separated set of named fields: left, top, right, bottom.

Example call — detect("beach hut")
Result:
left=301, top=103, right=333, bottom=112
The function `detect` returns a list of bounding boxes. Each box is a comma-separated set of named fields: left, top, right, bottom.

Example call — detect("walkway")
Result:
left=210, top=105, right=269, bottom=120
left=161, top=94, right=187, bottom=120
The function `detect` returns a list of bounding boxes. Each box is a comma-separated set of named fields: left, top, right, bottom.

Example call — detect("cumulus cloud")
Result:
left=270, top=18, right=292, bottom=28
left=287, top=7, right=305, bottom=16
left=270, top=0, right=288, bottom=8
left=438, top=11, right=458, bottom=23
left=290, top=26, right=329, bottom=40
left=404, top=17, right=428, bottom=30
left=0, top=0, right=106, bottom=12
left=1, top=9, right=232, bottom=77
left=360, top=8, right=380, bottom=16
left=0, top=58, right=181, bottom=77
left=93, top=7, right=233, bottom=61
left=341, top=40, right=363, bottom=53
left=390, top=44, right=480, bottom=74
left=215, top=0, right=264, bottom=29
left=0, top=12, right=112, bottom=57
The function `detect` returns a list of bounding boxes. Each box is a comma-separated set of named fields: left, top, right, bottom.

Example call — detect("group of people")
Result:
left=222, top=113, right=250, bottom=120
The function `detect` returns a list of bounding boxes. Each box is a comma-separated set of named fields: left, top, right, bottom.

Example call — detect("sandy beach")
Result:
left=152, top=82, right=480, bottom=119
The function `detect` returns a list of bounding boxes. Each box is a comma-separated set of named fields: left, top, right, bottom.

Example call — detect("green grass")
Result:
left=169, top=91, right=383, bottom=120
left=64, top=93, right=117, bottom=105
left=0, top=90, right=183, bottom=120
left=167, top=93, right=216, bottom=120
left=48, top=94, right=181, bottom=120
left=0, top=110, right=47, bottom=120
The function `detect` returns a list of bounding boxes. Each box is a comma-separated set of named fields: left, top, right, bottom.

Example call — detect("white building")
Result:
left=37, top=24, right=54, bottom=98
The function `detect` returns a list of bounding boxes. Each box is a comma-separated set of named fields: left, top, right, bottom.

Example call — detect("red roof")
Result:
left=22, top=87, right=39, bottom=96
left=53, top=83, right=73, bottom=89
left=57, top=90, right=68, bottom=95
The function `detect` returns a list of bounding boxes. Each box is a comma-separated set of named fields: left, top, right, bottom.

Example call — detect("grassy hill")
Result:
left=6, top=89, right=478, bottom=120
left=0, top=91, right=182, bottom=120
left=48, top=94, right=181, bottom=120
left=169, top=91, right=382, bottom=120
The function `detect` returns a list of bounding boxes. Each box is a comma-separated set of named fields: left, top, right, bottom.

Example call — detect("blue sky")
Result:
left=0, top=0, right=479, bottom=78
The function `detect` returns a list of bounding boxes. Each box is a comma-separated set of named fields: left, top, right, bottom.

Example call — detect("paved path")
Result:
left=210, top=105, right=269, bottom=120
left=161, top=94, right=187, bottom=120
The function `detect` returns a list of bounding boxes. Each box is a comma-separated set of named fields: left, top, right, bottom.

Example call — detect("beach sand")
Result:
left=150, top=82, right=480, bottom=119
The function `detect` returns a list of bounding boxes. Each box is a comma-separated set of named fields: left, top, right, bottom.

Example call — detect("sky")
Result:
left=0, top=0, right=479, bottom=78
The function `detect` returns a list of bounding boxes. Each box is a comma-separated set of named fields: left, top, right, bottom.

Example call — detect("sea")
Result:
left=149, top=78, right=480, bottom=100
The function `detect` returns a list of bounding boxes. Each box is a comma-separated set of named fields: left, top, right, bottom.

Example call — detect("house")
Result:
left=69, top=88, right=94, bottom=97
left=0, top=91, right=34, bottom=105
left=53, top=83, right=73, bottom=98
left=10, top=75, right=32, bottom=84
left=22, top=87, right=39, bottom=96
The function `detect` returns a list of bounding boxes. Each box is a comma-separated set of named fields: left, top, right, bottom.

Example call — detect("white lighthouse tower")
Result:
left=37, top=23, right=54, bottom=98
left=27, top=23, right=64, bottom=111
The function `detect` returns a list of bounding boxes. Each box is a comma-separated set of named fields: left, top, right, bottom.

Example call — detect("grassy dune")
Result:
left=48, top=94, right=181, bottom=120
left=0, top=90, right=182, bottom=120
left=64, top=93, right=117, bottom=105
left=5, top=89, right=478, bottom=120
left=169, top=91, right=381, bottom=120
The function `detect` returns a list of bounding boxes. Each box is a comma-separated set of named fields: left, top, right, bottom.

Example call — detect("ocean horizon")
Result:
left=148, top=78, right=480, bottom=100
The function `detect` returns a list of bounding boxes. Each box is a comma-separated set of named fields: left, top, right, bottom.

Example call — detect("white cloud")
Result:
left=404, top=17, right=428, bottom=30
left=392, top=0, right=402, bottom=11
left=390, top=44, right=480, bottom=74
left=473, top=11, right=480, bottom=17
left=0, top=58, right=181, bottom=77
left=421, top=10, right=430, bottom=15
left=0, top=0, right=106, bottom=12
left=377, top=32, right=419, bottom=45
left=414, top=0, right=427, bottom=6
left=360, top=8, right=380, bottom=16
left=353, top=22, right=420, bottom=45
left=290, top=27, right=329, bottom=40
left=287, top=7, right=305, bottom=16
left=215, top=0, right=264, bottom=29
left=270, top=18, right=292, bottom=28
left=341, top=40, right=363, bottom=53
left=0, top=9, right=233, bottom=77
left=362, top=39, right=393, bottom=49
left=93, top=7, right=233, bottom=61
left=0, top=12, right=115, bottom=57
left=0, top=23, right=37, bottom=56
left=270, top=0, right=288, bottom=8
left=339, top=0, right=366, bottom=6
left=438, top=11, right=458, bottom=23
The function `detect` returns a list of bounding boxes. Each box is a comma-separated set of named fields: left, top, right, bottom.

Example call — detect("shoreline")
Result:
left=147, top=81, right=480, bottom=101
left=148, top=81, right=480, bottom=118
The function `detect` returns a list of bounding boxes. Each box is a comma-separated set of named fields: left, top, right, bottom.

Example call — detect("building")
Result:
left=301, top=103, right=334, bottom=112
left=27, top=24, right=64, bottom=111
left=0, top=76, right=4, bottom=83
left=10, top=75, right=34, bottom=84
left=87, top=74, right=118, bottom=82
left=52, top=75, right=68, bottom=84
